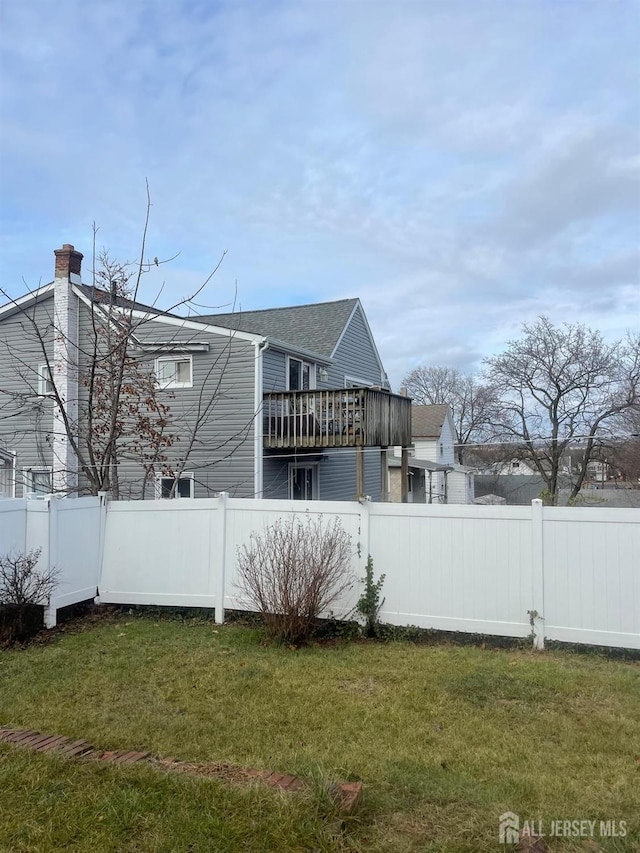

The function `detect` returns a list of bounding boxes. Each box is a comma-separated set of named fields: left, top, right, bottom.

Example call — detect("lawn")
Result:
left=0, top=612, right=638, bottom=852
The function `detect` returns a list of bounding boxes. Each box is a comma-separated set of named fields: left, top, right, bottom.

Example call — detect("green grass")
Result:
left=0, top=612, right=638, bottom=852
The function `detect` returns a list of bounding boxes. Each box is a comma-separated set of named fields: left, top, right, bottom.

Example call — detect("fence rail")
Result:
left=1, top=496, right=638, bottom=649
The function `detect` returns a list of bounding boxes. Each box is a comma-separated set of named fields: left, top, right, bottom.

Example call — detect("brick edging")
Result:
left=0, top=726, right=361, bottom=813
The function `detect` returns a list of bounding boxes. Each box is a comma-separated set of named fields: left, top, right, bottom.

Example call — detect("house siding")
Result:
left=328, top=303, right=387, bottom=389
left=98, top=315, right=257, bottom=499
left=0, top=296, right=55, bottom=497
left=263, top=348, right=287, bottom=393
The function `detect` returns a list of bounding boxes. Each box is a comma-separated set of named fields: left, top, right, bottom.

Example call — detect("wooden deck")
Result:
left=263, top=388, right=412, bottom=449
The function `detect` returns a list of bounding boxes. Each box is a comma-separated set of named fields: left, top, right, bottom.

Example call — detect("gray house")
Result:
left=0, top=244, right=411, bottom=501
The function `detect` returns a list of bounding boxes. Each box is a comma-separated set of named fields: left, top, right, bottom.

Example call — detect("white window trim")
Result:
left=38, top=363, right=54, bottom=396
left=344, top=375, right=374, bottom=388
left=22, top=466, right=53, bottom=498
left=288, top=462, right=319, bottom=500
left=155, top=471, right=195, bottom=499
left=155, top=355, right=193, bottom=389
left=0, top=449, right=16, bottom=498
left=286, top=356, right=316, bottom=391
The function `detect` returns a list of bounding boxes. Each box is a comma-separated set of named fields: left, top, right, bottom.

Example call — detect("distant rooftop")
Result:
left=412, top=404, right=451, bottom=438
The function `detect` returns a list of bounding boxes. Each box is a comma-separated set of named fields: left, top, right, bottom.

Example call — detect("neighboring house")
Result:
left=0, top=244, right=411, bottom=501
left=388, top=404, right=475, bottom=504
left=496, top=458, right=538, bottom=476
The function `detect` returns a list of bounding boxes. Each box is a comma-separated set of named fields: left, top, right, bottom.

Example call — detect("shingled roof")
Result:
left=198, top=298, right=359, bottom=358
left=412, top=404, right=452, bottom=438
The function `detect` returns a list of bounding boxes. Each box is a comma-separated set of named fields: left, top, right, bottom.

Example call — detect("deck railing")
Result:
left=263, top=388, right=412, bottom=449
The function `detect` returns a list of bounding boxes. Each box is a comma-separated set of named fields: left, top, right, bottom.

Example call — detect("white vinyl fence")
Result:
left=1, top=496, right=638, bottom=649
left=0, top=496, right=104, bottom=627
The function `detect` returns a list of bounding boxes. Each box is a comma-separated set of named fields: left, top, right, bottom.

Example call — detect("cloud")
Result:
left=0, top=0, right=638, bottom=391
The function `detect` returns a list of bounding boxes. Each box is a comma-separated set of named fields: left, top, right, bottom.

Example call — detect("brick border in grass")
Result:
left=0, top=726, right=361, bottom=814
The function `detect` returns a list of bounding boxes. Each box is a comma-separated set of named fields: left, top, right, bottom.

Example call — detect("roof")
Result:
left=388, top=455, right=453, bottom=472
left=412, top=404, right=451, bottom=438
left=75, top=284, right=171, bottom=317
left=198, top=298, right=359, bottom=358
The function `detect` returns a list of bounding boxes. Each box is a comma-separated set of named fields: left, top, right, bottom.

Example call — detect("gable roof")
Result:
left=412, top=404, right=452, bottom=439
left=198, top=298, right=359, bottom=358
left=75, top=283, right=171, bottom=317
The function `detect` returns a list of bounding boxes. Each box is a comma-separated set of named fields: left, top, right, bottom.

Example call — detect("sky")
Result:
left=1, top=0, right=638, bottom=390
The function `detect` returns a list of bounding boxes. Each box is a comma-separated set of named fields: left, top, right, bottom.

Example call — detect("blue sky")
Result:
left=1, top=0, right=638, bottom=389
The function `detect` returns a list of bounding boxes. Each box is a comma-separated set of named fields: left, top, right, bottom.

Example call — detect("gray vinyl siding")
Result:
left=262, top=448, right=382, bottom=501
left=317, top=448, right=382, bottom=501
left=0, top=297, right=55, bottom=497
left=263, top=348, right=286, bottom=392
left=329, top=303, right=387, bottom=388
left=77, top=313, right=257, bottom=499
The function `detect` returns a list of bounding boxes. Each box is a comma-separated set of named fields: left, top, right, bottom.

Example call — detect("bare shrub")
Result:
left=0, top=549, right=58, bottom=643
left=236, top=516, right=354, bottom=644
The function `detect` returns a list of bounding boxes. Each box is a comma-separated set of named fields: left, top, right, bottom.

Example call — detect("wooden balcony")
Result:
left=263, top=388, right=412, bottom=449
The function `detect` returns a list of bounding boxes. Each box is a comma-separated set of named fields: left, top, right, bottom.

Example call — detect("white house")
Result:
left=389, top=404, right=475, bottom=504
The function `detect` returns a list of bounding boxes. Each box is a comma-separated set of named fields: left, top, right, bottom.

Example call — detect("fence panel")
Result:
left=542, top=507, right=640, bottom=649
left=370, top=503, right=535, bottom=638
left=100, top=499, right=221, bottom=608
left=0, top=499, right=27, bottom=556
left=49, top=498, right=103, bottom=616
left=222, top=498, right=364, bottom=615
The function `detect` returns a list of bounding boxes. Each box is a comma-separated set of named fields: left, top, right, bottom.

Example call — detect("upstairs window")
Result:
left=156, top=356, right=193, bottom=389
left=288, top=357, right=314, bottom=391
left=38, top=364, right=54, bottom=396
left=157, top=472, right=194, bottom=499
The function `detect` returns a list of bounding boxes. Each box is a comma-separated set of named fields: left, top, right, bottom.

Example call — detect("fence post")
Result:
left=358, top=495, right=371, bottom=571
left=215, top=491, right=229, bottom=625
left=44, top=498, right=58, bottom=629
left=94, top=492, right=110, bottom=605
left=530, top=499, right=545, bottom=650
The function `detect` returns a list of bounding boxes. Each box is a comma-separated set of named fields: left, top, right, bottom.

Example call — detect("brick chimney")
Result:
left=54, top=244, right=83, bottom=282
left=52, top=244, right=81, bottom=494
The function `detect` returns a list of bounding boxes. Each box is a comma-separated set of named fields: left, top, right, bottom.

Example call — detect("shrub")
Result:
left=0, top=549, right=58, bottom=644
left=355, top=555, right=385, bottom=637
left=236, top=516, right=354, bottom=644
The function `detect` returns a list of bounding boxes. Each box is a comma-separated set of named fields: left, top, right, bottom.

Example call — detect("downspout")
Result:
left=252, top=339, right=269, bottom=498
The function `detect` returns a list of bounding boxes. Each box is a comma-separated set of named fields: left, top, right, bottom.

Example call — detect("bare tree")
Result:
left=485, top=318, right=640, bottom=504
left=606, top=406, right=640, bottom=486
left=401, top=365, right=497, bottom=463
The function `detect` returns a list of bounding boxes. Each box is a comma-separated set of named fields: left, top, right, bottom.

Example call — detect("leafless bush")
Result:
left=0, top=549, right=58, bottom=643
left=0, top=549, right=57, bottom=606
left=236, top=516, right=354, bottom=644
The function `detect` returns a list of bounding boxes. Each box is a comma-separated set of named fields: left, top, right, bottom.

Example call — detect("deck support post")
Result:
left=401, top=447, right=409, bottom=503
left=380, top=447, right=389, bottom=502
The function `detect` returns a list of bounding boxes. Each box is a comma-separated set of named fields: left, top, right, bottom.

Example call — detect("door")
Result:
left=289, top=464, right=319, bottom=500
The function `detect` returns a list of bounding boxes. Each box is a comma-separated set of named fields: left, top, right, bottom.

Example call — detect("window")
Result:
left=23, top=467, right=52, bottom=496
left=287, top=357, right=314, bottom=391
left=157, top=472, right=194, bottom=499
left=440, top=442, right=444, bottom=458
left=344, top=376, right=373, bottom=389
left=0, top=451, right=15, bottom=498
left=38, top=364, right=54, bottom=396
left=155, top=356, right=192, bottom=389
left=289, top=464, right=318, bottom=500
